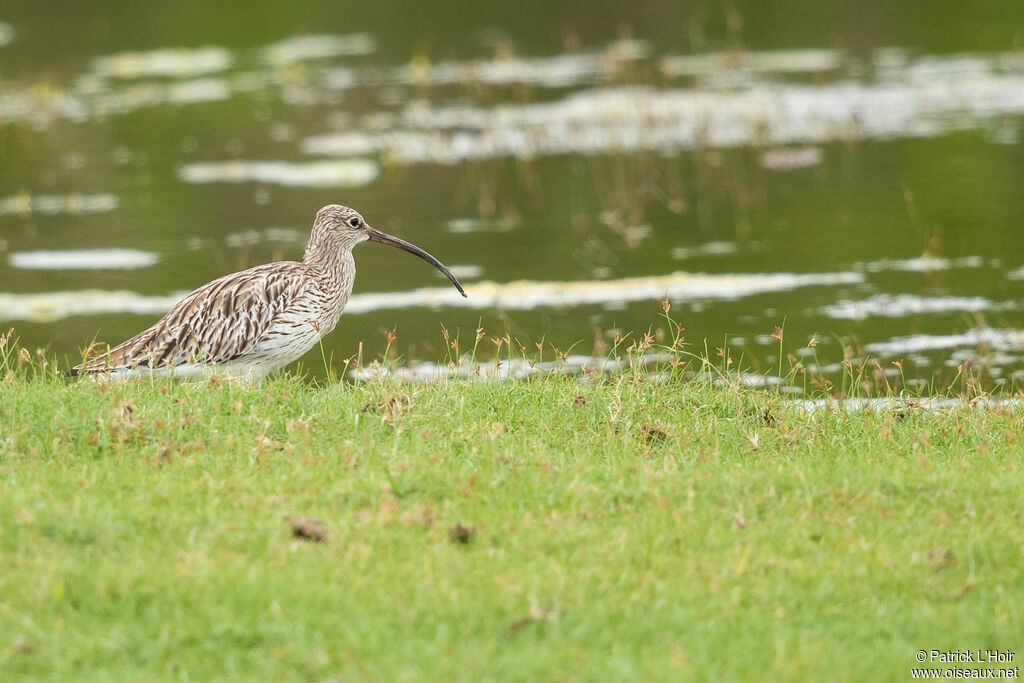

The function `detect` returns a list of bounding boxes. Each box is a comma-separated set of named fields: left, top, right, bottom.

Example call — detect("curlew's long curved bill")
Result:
left=366, top=227, right=467, bottom=297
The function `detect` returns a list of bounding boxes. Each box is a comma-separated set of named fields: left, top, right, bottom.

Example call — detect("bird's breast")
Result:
left=311, top=267, right=355, bottom=336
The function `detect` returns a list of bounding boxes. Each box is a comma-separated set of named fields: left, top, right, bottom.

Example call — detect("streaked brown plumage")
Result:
left=71, top=204, right=466, bottom=379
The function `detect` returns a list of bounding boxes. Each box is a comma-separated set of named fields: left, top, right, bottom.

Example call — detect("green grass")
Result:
left=1, top=342, right=1022, bottom=680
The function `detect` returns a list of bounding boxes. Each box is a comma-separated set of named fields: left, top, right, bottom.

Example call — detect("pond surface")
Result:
left=1, top=1, right=1023, bottom=389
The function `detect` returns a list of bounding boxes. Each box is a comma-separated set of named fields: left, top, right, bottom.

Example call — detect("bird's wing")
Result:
left=72, top=262, right=315, bottom=374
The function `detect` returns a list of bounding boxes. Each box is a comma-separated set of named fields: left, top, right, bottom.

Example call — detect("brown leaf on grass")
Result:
left=448, top=523, right=474, bottom=544
left=458, top=472, right=479, bottom=498
left=12, top=635, right=34, bottom=655
left=573, top=395, right=586, bottom=406
left=286, top=516, right=327, bottom=543
left=509, top=616, right=535, bottom=633
left=511, top=604, right=557, bottom=632
left=362, top=394, right=411, bottom=414
left=152, top=445, right=172, bottom=468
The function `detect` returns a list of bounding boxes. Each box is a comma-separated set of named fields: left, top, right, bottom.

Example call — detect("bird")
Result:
left=70, top=204, right=466, bottom=380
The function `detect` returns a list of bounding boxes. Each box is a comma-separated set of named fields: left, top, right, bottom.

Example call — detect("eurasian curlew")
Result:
left=70, top=204, right=465, bottom=379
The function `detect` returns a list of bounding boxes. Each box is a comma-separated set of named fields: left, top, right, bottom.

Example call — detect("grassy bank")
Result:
left=1, top=340, right=1022, bottom=680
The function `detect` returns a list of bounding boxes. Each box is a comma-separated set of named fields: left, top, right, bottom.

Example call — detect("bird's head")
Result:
left=314, top=204, right=371, bottom=247
left=308, top=204, right=466, bottom=297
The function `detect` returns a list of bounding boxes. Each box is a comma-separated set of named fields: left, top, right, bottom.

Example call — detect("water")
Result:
left=1, top=1, right=1023, bottom=389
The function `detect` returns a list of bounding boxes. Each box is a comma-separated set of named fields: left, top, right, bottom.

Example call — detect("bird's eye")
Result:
left=348, top=216, right=362, bottom=228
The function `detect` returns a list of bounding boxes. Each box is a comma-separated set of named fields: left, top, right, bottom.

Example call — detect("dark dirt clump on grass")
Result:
left=448, top=523, right=474, bottom=544
left=640, top=425, right=667, bottom=442
left=287, top=516, right=327, bottom=543
left=509, top=616, right=536, bottom=633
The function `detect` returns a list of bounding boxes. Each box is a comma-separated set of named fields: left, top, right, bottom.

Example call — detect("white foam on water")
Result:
left=0, top=290, right=183, bottom=323
left=856, top=255, right=985, bottom=273
left=178, top=159, right=379, bottom=187
left=302, top=132, right=379, bottom=157
left=822, top=293, right=994, bottom=320
left=301, top=51, right=1024, bottom=164
left=660, top=49, right=842, bottom=78
left=262, top=34, right=376, bottom=63
left=9, top=249, right=159, bottom=270
left=671, top=241, right=739, bottom=260
left=349, top=352, right=671, bottom=382
left=354, top=361, right=826, bottom=390
left=0, top=270, right=863, bottom=323
left=342, top=271, right=865, bottom=314
left=0, top=22, right=14, bottom=48
left=167, top=78, right=232, bottom=104
left=866, top=328, right=1024, bottom=355
left=223, top=227, right=306, bottom=248
left=363, top=38, right=648, bottom=90
left=443, top=216, right=520, bottom=234
left=791, top=396, right=1023, bottom=412
left=90, top=47, right=233, bottom=78
left=6, top=47, right=1024, bottom=141
left=759, top=147, right=823, bottom=171
left=392, top=52, right=603, bottom=89
left=0, top=193, right=118, bottom=217
left=445, top=265, right=484, bottom=280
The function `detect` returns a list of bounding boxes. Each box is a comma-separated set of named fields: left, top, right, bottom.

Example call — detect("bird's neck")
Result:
left=304, top=244, right=356, bottom=329
left=304, top=241, right=353, bottom=273
left=303, top=232, right=358, bottom=320
left=305, top=241, right=356, bottom=301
